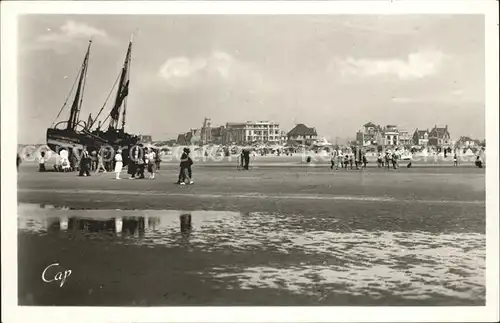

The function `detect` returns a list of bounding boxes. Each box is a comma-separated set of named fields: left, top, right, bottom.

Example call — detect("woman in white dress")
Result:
left=114, top=149, right=123, bottom=179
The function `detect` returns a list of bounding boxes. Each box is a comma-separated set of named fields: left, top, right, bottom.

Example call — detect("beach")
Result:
left=17, top=160, right=486, bottom=306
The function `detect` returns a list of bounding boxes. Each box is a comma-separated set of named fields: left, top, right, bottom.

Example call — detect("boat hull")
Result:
left=46, top=128, right=87, bottom=153
left=46, top=128, right=110, bottom=154
left=91, top=129, right=140, bottom=148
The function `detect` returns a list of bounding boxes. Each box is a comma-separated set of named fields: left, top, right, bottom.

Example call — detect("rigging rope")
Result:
left=50, top=65, right=81, bottom=127
left=89, top=71, right=121, bottom=129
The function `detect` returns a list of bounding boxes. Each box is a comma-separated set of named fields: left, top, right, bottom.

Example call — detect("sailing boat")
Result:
left=46, top=40, right=108, bottom=154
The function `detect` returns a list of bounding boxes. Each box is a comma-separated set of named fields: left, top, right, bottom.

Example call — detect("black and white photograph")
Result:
left=2, top=1, right=499, bottom=322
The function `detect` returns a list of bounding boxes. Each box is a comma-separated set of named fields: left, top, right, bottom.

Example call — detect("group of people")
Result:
left=124, top=146, right=159, bottom=180
left=42, top=145, right=162, bottom=179
left=329, top=149, right=369, bottom=170
left=376, top=150, right=402, bottom=169
left=327, top=148, right=409, bottom=170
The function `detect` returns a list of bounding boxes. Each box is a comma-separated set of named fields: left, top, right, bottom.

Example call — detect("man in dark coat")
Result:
left=128, top=145, right=137, bottom=179
left=243, top=149, right=251, bottom=170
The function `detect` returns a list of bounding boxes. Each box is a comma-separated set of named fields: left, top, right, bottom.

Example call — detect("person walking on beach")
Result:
left=95, top=150, right=107, bottom=173
left=243, top=149, right=251, bottom=170
left=453, top=153, right=458, bottom=167
left=354, top=148, right=361, bottom=170
left=385, top=152, right=391, bottom=169
left=330, top=149, right=337, bottom=170
left=362, top=151, right=368, bottom=169
left=377, top=152, right=383, bottom=168
left=337, top=149, right=343, bottom=169
left=155, top=149, right=161, bottom=170
left=392, top=149, right=399, bottom=169
left=128, top=145, right=137, bottom=179
left=187, top=150, right=194, bottom=182
left=78, top=147, right=91, bottom=176
left=177, top=147, right=193, bottom=185
left=146, top=148, right=156, bottom=179
left=114, top=149, right=123, bottom=179
left=90, top=150, right=98, bottom=171
left=38, top=151, right=46, bottom=172
left=348, top=152, right=354, bottom=170
left=475, top=155, right=483, bottom=168
left=135, top=145, right=146, bottom=179
left=238, top=150, right=244, bottom=170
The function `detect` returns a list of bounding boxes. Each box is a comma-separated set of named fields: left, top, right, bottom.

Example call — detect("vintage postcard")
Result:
left=1, top=1, right=499, bottom=322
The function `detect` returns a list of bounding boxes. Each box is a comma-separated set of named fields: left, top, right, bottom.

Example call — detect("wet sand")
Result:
left=17, top=163, right=485, bottom=306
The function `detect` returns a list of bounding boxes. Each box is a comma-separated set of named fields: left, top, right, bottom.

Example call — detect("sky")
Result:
left=18, top=15, right=485, bottom=144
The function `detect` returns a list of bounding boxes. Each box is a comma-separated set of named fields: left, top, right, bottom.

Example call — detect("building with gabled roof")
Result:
left=412, top=128, right=429, bottom=146
left=456, top=136, right=479, bottom=149
left=356, top=121, right=383, bottom=146
left=428, top=125, right=451, bottom=147
left=287, top=123, right=318, bottom=145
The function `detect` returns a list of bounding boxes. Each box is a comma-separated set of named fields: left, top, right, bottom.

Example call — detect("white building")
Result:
left=223, top=121, right=281, bottom=145
left=398, top=130, right=412, bottom=146
left=383, top=125, right=399, bottom=146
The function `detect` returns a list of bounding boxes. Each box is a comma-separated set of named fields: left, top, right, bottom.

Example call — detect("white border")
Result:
left=2, top=1, right=498, bottom=323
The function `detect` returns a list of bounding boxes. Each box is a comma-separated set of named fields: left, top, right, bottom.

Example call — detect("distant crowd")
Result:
left=17, top=143, right=486, bottom=186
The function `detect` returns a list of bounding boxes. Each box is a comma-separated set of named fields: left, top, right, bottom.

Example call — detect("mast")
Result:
left=67, top=40, right=92, bottom=130
left=108, top=38, right=133, bottom=131
left=86, top=113, right=93, bottom=130
left=121, top=35, right=134, bottom=130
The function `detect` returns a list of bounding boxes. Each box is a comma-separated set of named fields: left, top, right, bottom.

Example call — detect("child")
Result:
left=60, top=150, right=71, bottom=172
left=114, top=149, right=123, bottom=179
left=38, top=151, right=46, bottom=172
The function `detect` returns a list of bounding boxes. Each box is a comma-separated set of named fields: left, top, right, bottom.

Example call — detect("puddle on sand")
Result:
left=18, top=203, right=485, bottom=303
